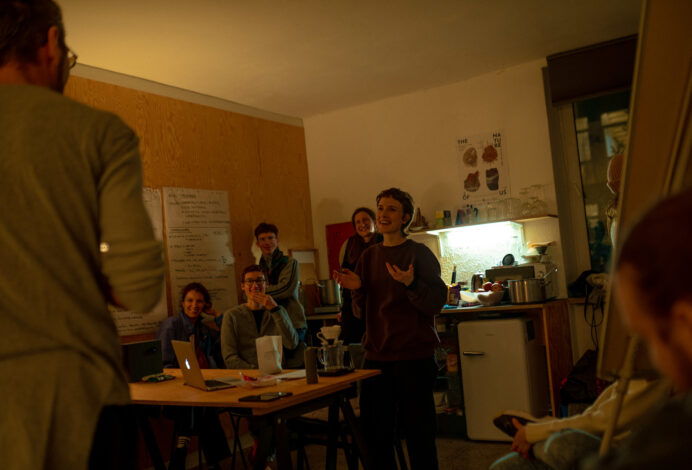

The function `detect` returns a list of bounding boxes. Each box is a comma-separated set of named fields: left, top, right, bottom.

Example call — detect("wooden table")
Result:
left=130, top=368, right=380, bottom=470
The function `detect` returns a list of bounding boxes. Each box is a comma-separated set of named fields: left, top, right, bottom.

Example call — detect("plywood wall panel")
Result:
left=64, top=76, right=313, bottom=314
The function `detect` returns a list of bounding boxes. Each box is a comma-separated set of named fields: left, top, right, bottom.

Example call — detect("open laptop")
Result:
left=171, top=339, right=243, bottom=391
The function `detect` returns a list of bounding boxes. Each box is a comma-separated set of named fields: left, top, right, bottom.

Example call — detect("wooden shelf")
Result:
left=410, top=214, right=558, bottom=236
left=306, top=313, right=338, bottom=321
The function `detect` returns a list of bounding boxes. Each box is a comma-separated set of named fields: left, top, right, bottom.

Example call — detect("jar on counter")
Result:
left=447, top=284, right=461, bottom=306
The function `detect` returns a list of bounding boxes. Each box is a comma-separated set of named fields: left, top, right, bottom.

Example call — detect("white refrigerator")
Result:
left=458, top=317, right=550, bottom=441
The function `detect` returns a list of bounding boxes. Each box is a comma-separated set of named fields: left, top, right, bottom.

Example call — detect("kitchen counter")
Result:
left=441, top=300, right=557, bottom=314
left=306, top=299, right=572, bottom=416
left=441, top=298, right=572, bottom=416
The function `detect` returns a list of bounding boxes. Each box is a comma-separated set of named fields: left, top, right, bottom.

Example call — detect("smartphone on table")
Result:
left=238, top=392, right=293, bottom=402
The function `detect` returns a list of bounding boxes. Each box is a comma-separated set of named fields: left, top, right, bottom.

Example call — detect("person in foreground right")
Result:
left=583, top=188, right=692, bottom=469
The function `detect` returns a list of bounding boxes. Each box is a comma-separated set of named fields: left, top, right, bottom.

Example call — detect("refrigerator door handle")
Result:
left=462, top=351, right=486, bottom=356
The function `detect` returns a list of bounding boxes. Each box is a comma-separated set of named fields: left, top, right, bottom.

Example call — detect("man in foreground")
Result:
left=0, top=1, right=164, bottom=468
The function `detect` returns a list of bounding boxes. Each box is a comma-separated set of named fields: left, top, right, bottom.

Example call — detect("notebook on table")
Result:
left=171, top=339, right=243, bottom=391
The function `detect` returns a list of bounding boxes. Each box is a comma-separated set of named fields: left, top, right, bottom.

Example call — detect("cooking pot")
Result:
left=317, top=279, right=342, bottom=306
left=507, top=267, right=558, bottom=304
left=508, top=278, right=547, bottom=303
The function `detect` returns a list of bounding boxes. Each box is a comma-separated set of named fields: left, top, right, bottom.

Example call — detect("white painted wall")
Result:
left=304, top=59, right=561, bottom=279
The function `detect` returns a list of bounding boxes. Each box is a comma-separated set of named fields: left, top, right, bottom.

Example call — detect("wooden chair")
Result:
left=217, top=409, right=250, bottom=470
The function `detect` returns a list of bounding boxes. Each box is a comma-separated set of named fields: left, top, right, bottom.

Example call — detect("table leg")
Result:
left=275, top=417, right=293, bottom=470
left=136, top=411, right=166, bottom=470
left=325, top=402, right=340, bottom=470
left=340, top=397, right=374, bottom=470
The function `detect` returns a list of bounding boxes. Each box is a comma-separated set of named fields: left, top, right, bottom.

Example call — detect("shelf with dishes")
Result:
left=409, top=213, right=558, bottom=236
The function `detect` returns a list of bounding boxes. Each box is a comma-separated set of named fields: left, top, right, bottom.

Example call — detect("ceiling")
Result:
left=60, top=0, right=642, bottom=119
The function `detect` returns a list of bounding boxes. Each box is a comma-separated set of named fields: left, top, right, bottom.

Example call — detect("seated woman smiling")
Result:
left=155, top=283, right=229, bottom=470
left=157, top=282, right=224, bottom=369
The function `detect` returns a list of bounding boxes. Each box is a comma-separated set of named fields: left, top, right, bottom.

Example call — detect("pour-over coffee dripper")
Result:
left=316, top=325, right=341, bottom=345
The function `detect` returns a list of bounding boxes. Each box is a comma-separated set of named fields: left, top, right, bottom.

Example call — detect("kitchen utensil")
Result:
left=502, top=253, right=515, bottom=266
left=471, top=272, right=485, bottom=292
left=316, top=325, right=342, bottom=345
left=539, top=266, right=559, bottom=280
left=317, top=279, right=341, bottom=306
left=318, top=341, right=353, bottom=371
left=508, top=279, right=546, bottom=303
left=507, top=267, right=557, bottom=303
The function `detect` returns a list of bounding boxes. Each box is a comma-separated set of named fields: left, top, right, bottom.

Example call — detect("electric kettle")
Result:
left=470, top=272, right=485, bottom=292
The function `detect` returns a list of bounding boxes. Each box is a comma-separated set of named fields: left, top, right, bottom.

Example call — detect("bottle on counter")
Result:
left=455, top=209, right=464, bottom=225
left=447, top=283, right=461, bottom=306
left=451, top=265, right=457, bottom=284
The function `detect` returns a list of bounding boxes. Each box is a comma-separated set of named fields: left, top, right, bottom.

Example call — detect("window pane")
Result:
left=572, top=90, right=630, bottom=273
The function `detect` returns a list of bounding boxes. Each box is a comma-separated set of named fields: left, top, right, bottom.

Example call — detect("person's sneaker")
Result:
left=248, top=438, right=276, bottom=469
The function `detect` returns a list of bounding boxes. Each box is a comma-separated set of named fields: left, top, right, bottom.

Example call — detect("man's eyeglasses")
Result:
left=244, top=279, right=266, bottom=285
left=67, top=48, right=78, bottom=69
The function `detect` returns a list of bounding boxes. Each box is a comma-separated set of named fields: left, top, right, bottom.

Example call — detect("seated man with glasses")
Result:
left=221, top=265, right=300, bottom=369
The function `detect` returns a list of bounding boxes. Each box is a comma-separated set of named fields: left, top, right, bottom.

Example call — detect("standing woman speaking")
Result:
left=339, top=207, right=382, bottom=344
left=334, top=188, right=447, bottom=470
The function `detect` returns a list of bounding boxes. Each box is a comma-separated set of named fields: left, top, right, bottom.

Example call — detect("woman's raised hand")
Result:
left=333, top=269, right=362, bottom=290
left=386, top=262, right=414, bottom=287
left=204, top=304, right=221, bottom=318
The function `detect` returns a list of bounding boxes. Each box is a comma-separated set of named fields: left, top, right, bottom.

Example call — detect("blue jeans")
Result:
left=490, top=429, right=601, bottom=470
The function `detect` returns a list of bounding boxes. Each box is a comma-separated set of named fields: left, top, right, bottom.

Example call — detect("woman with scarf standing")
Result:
left=338, top=207, right=382, bottom=344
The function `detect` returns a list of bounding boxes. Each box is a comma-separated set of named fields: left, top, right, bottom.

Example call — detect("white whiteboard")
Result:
left=163, top=187, right=237, bottom=314
left=111, top=187, right=168, bottom=335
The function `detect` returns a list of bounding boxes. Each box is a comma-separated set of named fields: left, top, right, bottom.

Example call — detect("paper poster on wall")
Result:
left=163, top=187, right=237, bottom=315
left=456, top=131, right=511, bottom=204
left=111, top=187, right=168, bottom=335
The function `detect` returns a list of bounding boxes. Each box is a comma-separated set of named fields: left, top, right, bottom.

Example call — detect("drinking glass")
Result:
left=318, top=341, right=345, bottom=370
